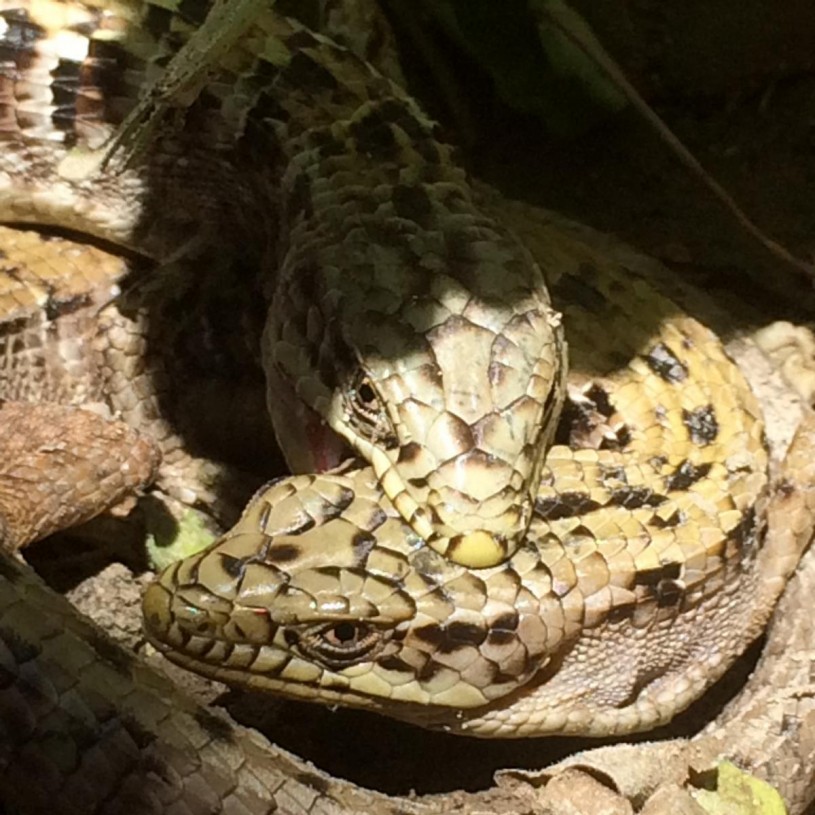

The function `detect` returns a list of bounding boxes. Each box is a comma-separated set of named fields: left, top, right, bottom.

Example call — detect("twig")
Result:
left=535, top=1, right=815, bottom=283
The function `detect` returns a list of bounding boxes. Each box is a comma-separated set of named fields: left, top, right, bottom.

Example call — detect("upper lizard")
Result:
left=0, top=0, right=566, bottom=567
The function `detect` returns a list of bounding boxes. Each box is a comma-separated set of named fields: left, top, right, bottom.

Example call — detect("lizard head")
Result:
left=142, top=469, right=558, bottom=729
left=264, top=191, right=566, bottom=568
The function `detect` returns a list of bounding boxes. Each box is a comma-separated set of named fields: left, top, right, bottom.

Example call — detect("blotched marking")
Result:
left=644, top=342, right=689, bottom=383
left=634, top=561, right=685, bottom=607
left=534, top=492, right=602, bottom=520
left=665, top=460, right=712, bottom=491
left=683, top=404, right=719, bottom=446
left=350, top=105, right=398, bottom=159
left=608, top=486, right=665, bottom=510
left=219, top=553, right=245, bottom=577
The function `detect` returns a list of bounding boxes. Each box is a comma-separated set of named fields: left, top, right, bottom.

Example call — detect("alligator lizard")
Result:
left=144, top=204, right=815, bottom=737
left=2, top=0, right=814, bottom=757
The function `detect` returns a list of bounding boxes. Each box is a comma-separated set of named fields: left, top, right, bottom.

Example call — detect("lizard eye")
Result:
left=353, top=377, right=379, bottom=418
left=344, top=373, right=396, bottom=447
left=299, top=622, right=383, bottom=667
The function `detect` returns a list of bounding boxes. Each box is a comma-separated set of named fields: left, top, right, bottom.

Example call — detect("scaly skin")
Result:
left=0, top=400, right=426, bottom=815
left=2, top=218, right=815, bottom=810
left=2, top=0, right=811, bottom=745
left=0, top=219, right=267, bottom=528
left=143, top=214, right=802, bottom=738
left=0, top=0, right=566, bottom=567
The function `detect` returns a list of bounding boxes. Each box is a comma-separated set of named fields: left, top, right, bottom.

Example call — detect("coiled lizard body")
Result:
left=145, top=203, right=804, bottom=737
left=1, top=0, right=812, bottom=745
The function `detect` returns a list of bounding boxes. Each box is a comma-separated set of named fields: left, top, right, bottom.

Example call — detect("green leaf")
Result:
left=693, top=762, right=788, bottom=815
